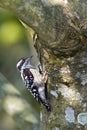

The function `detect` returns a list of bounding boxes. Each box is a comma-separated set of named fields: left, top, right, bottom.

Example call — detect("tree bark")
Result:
left=0, top=0, right=87, bottom=130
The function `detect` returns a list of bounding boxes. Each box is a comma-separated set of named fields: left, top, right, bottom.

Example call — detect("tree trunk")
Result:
left=0, top=0, right=87, bottom=130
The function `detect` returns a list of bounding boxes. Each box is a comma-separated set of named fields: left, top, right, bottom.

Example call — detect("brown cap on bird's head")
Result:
left=16, top=56, right=33, bottom=71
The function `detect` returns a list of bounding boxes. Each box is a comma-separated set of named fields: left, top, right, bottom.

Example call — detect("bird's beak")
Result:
left=25, top=55, right=33, bottom=65
left=30, top=55, right=33, bottom=60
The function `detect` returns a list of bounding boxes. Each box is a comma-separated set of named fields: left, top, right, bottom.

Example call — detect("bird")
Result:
left=16, top=56, right=51, bottom=111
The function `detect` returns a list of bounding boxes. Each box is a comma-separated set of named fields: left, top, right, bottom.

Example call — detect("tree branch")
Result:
left=0, top=73, right=39, bottom=130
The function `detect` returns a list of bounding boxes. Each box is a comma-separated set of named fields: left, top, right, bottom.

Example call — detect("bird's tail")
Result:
left=40, top=99, right=51, bottom=112
left=45, top=101, right=51, bottom=112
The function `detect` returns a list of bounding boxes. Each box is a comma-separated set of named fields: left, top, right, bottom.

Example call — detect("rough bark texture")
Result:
left=0, top=0, right=87, bottom=130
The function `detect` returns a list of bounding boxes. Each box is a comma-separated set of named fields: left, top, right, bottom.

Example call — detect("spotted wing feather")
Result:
left=22, top=68, right=40, bottom=101
left=22, top=68, right=34, bottom=88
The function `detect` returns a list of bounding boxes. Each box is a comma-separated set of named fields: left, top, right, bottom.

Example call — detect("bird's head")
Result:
left=16, top=56, right=33, bottom=71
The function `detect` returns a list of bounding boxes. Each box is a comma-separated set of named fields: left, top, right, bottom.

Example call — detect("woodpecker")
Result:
left=16, top=56, right=51, bottom=111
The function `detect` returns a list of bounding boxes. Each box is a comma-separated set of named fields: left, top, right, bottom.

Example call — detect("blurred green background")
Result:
left=0, top=7, right=40, bottom=130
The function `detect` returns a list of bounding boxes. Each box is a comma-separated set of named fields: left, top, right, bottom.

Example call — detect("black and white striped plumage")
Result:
left=16, top=56, right=51, bottom=111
